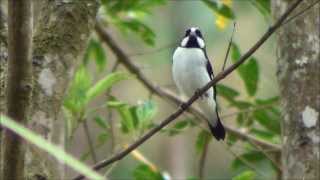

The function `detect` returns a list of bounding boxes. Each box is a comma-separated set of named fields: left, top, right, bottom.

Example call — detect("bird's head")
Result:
left=180, top=27, right=205, bottom=48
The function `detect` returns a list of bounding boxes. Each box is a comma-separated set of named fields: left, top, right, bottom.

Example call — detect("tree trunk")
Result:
left=1, top=0, right=98, bottom=179
left=272, top=0, right=320, bottom=179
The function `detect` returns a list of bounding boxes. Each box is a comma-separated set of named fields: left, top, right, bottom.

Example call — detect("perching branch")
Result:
left=2, top=0, right=33, bottom=179
left=94, top=23, right=280, bottom=151
left=72, top=1, right=304, bottom=179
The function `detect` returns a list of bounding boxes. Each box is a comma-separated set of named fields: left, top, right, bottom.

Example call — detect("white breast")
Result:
left=172, top=47, right=211, bottom=97
left=172, top=47, right=218, bottom=124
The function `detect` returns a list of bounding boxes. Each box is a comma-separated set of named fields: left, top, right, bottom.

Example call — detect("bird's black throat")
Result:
left=185, top=35, right=200, bottom=48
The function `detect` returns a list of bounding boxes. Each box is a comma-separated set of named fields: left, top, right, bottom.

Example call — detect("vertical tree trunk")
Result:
left=1, top=0, right=98, bottom=179
left=272, top=0, right=320, bottom=179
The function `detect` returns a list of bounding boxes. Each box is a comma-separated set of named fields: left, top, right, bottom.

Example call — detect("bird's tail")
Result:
left=208, top=119, right=225, bottom=141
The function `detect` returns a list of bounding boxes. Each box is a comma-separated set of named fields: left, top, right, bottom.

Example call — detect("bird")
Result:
left=172, top=27, right=225, bottom=140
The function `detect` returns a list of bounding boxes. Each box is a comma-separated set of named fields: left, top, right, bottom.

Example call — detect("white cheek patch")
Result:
left=181, top=37, right=189, bottom=47
left=197, top=37, right=205, bottom=48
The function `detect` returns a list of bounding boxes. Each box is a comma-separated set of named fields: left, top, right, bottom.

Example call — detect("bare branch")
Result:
left=83, top=120, right=97, bottom=163
left=2, top=0, right=33, bottom=179
left=222, top=22, right=236, bottom=71
left=73, top=0, right=304, bottom=179
left=198, top=140, right=210, bottom=180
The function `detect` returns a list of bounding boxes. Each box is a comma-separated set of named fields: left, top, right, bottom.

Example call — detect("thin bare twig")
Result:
left=222, top=22, right=236, bottom=71
left=107, top=60, right=120, bottom=153
left=221, top=142, right=268, bottom=177
left=83, top=120, right=97, bottom=163
left=73, top=1, right=303, bottom=179
left=198, top=140, right=210, bottom=180
left=281, top=0, right=320, bottom=26
left=247, top=137, right=282, bottom=172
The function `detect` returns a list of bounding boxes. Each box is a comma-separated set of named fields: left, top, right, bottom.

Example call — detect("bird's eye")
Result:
left=185, top=29, right=191, bottom=37
left=195, top=29, right=202, bottom=38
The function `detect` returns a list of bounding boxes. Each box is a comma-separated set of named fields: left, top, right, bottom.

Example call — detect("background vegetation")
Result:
left=1, top=0, right=318, bottom=180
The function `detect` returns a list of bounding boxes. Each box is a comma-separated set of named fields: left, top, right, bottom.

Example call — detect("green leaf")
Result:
left=136, top=100, right=157, bottom=129
left=250, top=128, right=276, bottom=141
left=83, top=39, right=107, bottom=72
left=231, top=100, right=252, bottom=110
left=196, top=130, right=212, bottom=154
left=201, top=0, right=235, bottom=19
left=231, top=43, right=241, bottom=61
left=64, top=66, right=92, bottom=114
left=231, top=43, right=260, bottom=96
left=167, top=120, right=189, bottom=136
left=255, top=96, right=279, bottom=105
left=241, top=58, right=259, bottom=96
left=0, top=115, right=103, bottom=180
left=97, top=132, right=109, bottom=144
left=249, top=0, right=270, bottom=18
left=232, top=170, right=256, bottom=180
left=86, top=72, right=130, bottom=103
left=107, top=99, right=135, bottom=133
left=232, top=151, right=263, bottom=170
left=216, top=84, right=239, bottom=102
left=94, top=116, right=109, bottom=130
left=133, top=164, right=164, bottom=180
left=120, top=19, right=156, bottom=45
left=227, top=133, right=238, bottom=146
left=253, top=108, right=280, bottom=134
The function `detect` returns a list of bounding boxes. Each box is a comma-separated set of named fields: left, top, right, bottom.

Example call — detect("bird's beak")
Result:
left=189, top=31, right=197, bottom=38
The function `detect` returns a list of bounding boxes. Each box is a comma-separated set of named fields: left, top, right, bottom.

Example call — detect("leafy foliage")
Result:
left=0, top=115, right=104, bottom=180
left=201, top=0, right=235, bottom=19
left=83, top=39, right=107, bottom=71
left=162, top=118, right=196, bottom=136
left=195, top=130, right=212, bottom=154
left=249, top=0, right=271, bottom=18
left=232, top=170, right=256, bottom=180
left=231, top=43, right=260, bottom=96
left=108, top=98, right=157, bottom=134
left=133, top=163, right=164, bottom=180
left=101, top=0, right=166, bottom=45
left=63, top=66, right=130, bottom=137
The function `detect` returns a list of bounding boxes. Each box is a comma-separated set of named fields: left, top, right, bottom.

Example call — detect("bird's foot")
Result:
left=195, top=88, right=208, bottom=100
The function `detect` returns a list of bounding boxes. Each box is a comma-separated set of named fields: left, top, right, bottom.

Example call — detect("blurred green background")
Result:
left=64, top=0, right=280, bottom=179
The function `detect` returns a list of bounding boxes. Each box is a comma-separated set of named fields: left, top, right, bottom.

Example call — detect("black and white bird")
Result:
left=172, top=27, right=225, bottom=140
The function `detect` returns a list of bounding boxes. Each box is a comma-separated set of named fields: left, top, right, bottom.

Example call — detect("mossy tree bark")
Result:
left=272, top=0, right=320, bottom=179
left=1, top=0, right=98, bottom=179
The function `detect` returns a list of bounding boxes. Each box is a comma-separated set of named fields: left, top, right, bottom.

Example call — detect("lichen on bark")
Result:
left=1, top=0, right=98, bottom=179
left=272, top=0, right=320, bottom=179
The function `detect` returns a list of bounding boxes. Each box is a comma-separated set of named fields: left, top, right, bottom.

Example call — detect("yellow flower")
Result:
left=215, top=14, right=229, bottom=30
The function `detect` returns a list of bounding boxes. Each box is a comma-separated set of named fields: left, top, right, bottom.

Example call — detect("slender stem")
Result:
left=73, top=1, right=304, bottom=179
left=107, top=60, right=120, bottom=153
left=222, top=22, right=236, bottom=71
left=83, top=120, right=97, bottom=163
left=198, top=140, right=209, bottom=180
